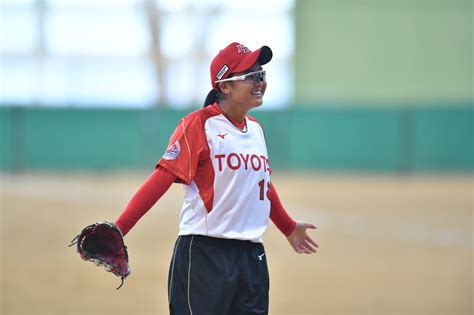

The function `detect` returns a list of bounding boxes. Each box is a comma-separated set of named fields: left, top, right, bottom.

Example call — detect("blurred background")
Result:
left=0, top=0, right=472, bottom=314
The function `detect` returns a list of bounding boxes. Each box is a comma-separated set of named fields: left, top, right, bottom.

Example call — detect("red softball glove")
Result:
left=69, top=221, right=131, bottom=289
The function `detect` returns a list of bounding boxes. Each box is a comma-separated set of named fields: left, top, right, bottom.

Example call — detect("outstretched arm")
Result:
left=115, top=166, right=176, bottom=236
left=269, top=182, right=318, bottom=254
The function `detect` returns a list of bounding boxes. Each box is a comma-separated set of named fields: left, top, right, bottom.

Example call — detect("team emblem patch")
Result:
left=163, top=141, right=180, bottom=160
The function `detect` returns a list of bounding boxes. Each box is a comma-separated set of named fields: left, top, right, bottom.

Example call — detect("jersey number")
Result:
left=258, top=179, right=270, bottom=201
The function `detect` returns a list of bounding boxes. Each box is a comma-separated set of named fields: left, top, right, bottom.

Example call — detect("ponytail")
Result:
left=203, top=89, right=220, bottom=107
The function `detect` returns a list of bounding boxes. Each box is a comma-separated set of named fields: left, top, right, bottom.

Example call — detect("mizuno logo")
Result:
left=258, top=253, right=265, bottom=261
left=217, top=133, right=228, bottom=139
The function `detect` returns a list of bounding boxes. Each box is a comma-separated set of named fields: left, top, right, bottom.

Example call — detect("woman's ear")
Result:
left=218, top=82, right=231, bottom=95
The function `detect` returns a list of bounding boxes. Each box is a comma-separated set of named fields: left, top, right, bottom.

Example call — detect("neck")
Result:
left=218, top=100, right=246, bottom=122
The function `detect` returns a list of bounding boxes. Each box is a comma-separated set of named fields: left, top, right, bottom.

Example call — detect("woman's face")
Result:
left=221, top=62, right=267, bottom=110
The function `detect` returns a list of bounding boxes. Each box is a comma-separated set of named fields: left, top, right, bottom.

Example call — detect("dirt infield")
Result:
left=1, top=171, right=472, bottom=315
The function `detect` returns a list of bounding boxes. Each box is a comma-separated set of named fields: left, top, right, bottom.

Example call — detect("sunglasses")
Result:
left=215, top=69, right=266, bottom=85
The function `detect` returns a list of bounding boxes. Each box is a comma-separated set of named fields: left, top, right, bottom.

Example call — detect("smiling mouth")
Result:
left=251, top=91, right=263, bottom=97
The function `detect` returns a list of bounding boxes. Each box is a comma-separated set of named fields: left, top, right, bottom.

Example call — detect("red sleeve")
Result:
left=115, top=166, right=176, bottom=236
left=269, top=182, right=297, bottom=236
left=158, top=114, right=208, bottom=184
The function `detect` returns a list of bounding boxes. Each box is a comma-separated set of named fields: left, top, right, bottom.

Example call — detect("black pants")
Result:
left=168, top=235, right=269, bottom=315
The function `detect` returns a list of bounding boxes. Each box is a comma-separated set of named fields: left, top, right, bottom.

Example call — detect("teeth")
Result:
left=252, top=91, right=262, bottom=96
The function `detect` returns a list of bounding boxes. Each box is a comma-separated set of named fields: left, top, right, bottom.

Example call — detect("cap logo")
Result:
left=216, top=64, right=229, bottom=80
left=235, top=44, right=250, bottom=54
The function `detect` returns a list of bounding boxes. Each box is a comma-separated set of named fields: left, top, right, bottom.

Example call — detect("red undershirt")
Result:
left=115, top=166, right=296, bottom=237
left=224, top=113, right=247, bottom=131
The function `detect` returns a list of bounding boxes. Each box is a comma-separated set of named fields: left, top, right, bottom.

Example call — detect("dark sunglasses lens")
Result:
left=244, top=71, right=266, bottom=84
left=252, top=71, right=265, bottom=83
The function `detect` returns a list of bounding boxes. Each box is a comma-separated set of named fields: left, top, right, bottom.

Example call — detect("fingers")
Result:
left=295, top=247, right=313, bottom=254
left=306, top=241, right=317, bottom=253
left=301, top=222, right=317, bottom=230
left=295, top=247, right=310, bottom=254
left=302, top=240, right=317, bottom=253
left=306, top=236, right=318, bottom=248
left=294, top=239, right=318, bottom=254
left=290, top=222, right=319, bottom=254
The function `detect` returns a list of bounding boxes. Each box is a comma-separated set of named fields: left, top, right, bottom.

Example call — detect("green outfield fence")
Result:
left=0, top=105, right=472, bottom=172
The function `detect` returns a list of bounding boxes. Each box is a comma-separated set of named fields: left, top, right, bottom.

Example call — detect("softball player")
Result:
left=115, top=42, right=318, bottom=314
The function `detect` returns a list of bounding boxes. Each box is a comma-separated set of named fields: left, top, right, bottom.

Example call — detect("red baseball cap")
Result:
left=210, top=42, right=273, bottom=90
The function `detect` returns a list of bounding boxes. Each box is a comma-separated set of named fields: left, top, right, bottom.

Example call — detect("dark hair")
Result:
left=203, top=89, right=221, bottom=107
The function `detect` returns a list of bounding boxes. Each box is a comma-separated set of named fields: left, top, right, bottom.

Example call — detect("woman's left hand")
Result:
left=286, top=222, right=318, bottom=254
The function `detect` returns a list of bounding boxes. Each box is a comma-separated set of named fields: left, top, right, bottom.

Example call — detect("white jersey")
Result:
left=158, top=103, right=271, bottom=243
